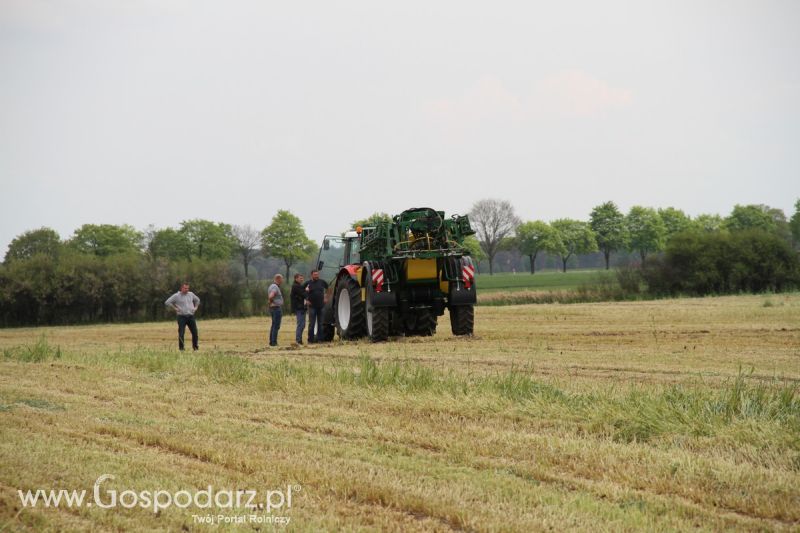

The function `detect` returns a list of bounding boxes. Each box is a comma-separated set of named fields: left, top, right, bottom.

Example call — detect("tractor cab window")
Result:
left=347, top=238, right=360, bottom=265
left=317, top=236, right=345, bottom=283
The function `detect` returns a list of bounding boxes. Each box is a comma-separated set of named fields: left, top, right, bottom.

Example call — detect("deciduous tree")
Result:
left=147, top=228, right=193, bottom=261
left=691, top=213, right=723, bottom=233
left=515, top=221, right=556, bottom=274
left=179, top=219, right=236, bottom=260
left=4, top=228, right=62, bottom=263
left=549, top=219, right=598, bottom=273
left=658, top=207, right=692, bottom=239
left=351, top=212, right=392, bottom=229
left=724, top=204, right=791, bottom=243
left=69, top=224, right=143, bottom=256
left=723, top=204, right=777, bottom=233
left=589, top=202, right=628, bottom=270
left=461, top=235, right=486, bottom=273
left=469, top=199, right=520, bottom=275
left=261, top=210, right=316, bottom=281
left=626, top=206, right=666, bottom=264
left=232, top=225, right=261, bottom=283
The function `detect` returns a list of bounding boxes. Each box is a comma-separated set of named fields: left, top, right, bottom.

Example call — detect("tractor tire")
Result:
left=390, top=310, right=404, bottom=336
left=366, top=286, right=389, bottom=342
left=320, top=322, right=335, bottom=342
left=405, top=309, right=437, bottom=336
left=416, top=309, right=437, bottom=336
left=319, top=305, right=335, bottom=342
left=367, top=307, right=389, bottom=342
left=450, top=305, right=474, bottom=336
left=335, top=276, right=365, bottom=340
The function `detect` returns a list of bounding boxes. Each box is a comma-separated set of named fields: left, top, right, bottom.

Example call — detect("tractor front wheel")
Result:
left=335, top=276, right=365, bottom=340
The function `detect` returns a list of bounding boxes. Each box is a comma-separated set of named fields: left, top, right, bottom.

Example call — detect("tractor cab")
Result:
left=316, top=232, right=361, bottom=283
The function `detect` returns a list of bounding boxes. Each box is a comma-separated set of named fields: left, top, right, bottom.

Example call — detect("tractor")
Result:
left=313, top=207, right=477, bottom=342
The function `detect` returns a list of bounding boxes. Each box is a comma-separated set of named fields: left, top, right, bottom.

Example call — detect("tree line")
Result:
left=467, top=198, right=800, bottom=296
left=1, top=200, right=798, bottom=326
left=469, top=199, right=800, bottom=274
left=0, top=211, right=317, bottom=327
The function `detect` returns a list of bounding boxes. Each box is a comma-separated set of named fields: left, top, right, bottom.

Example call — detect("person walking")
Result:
left=268, top=274, right=284, bottom=347
left=290, top=273, right=307, bottom=345
left=304, top=269, right=328, bottom=343
left=165, top=282, right=200, bottom=351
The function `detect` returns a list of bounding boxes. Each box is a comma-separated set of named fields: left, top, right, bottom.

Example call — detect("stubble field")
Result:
left=1, top=293, right=799, bottom=531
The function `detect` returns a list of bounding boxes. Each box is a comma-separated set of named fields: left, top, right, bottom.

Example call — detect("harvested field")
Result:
left=1, top=293, right=799, bottom=531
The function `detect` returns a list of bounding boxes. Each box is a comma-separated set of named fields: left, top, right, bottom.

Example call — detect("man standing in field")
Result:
left=290, top=273, right=306, bottom=345
left=165, top=282, right=200, bottom=351
left=268, top=274, right=284, bottom=347
left=304, top=269, right=328, bottom=343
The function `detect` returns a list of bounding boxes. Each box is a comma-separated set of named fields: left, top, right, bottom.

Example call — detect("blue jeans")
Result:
left=295, top=310, right=306, bottom=343
left=308, top=305, right=323, bottom=342
left=269, top=307, right=282, bottom=346
left=177, top=315, right=198, bottom=350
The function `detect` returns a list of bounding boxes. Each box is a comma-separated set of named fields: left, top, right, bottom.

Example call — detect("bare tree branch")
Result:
left=232, top=224, right=261, bottom=282
left=469, top=199, right=521, bottom=275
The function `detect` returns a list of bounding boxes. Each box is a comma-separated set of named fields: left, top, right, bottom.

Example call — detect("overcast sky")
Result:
left=1, top=0, right=798, bottom=255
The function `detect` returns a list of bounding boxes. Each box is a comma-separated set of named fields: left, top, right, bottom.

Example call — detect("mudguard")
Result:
left=449, top=257, right=477, bottom=306
left=449, top=283, right=476, bottom=306
left=362, top=262, right=397, bottom=308
left=370, top=291, right=397, bottom=308
left=340, top=264, right=361, bottom=282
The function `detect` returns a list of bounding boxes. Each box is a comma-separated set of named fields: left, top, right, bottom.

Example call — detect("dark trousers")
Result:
left=308, top=305, right=323, bottom=342
left=177, top=315, right=198, bottom=351
left=295, top=310, right=306, bottom=343
left=269, top=307, right=282, bottom=346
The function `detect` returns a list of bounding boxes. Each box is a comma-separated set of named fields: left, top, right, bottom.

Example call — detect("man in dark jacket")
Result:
left=290, top=273, right=306, bottom=345
left=304, top=269, right=328, bottom=343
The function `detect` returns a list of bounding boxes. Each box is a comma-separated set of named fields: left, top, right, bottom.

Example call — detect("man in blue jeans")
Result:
left=165, top=282, right=201, bottom=351
left=290, top=273, right=306, bottom=344
left=268, top=274, right=284, bottom=347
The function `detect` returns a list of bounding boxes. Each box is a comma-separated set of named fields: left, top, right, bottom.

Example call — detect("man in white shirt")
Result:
left=165, top=282, right=201, bottom=351
left=268, top=274, right=284, bottom=347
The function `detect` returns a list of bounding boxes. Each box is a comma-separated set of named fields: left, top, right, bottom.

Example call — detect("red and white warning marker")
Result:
left=372, top=268, right=385, bottom=292
left=462, top=263, right=475, bottom=288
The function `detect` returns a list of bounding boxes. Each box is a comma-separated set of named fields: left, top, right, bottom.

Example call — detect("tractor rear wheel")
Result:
left=335, top=276, right=365, bottom=340
left=450, top=305, right=474, bottom=336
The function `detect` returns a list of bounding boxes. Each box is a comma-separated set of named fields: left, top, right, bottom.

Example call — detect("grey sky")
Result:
left=1, top=1, right=798, bottom=255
